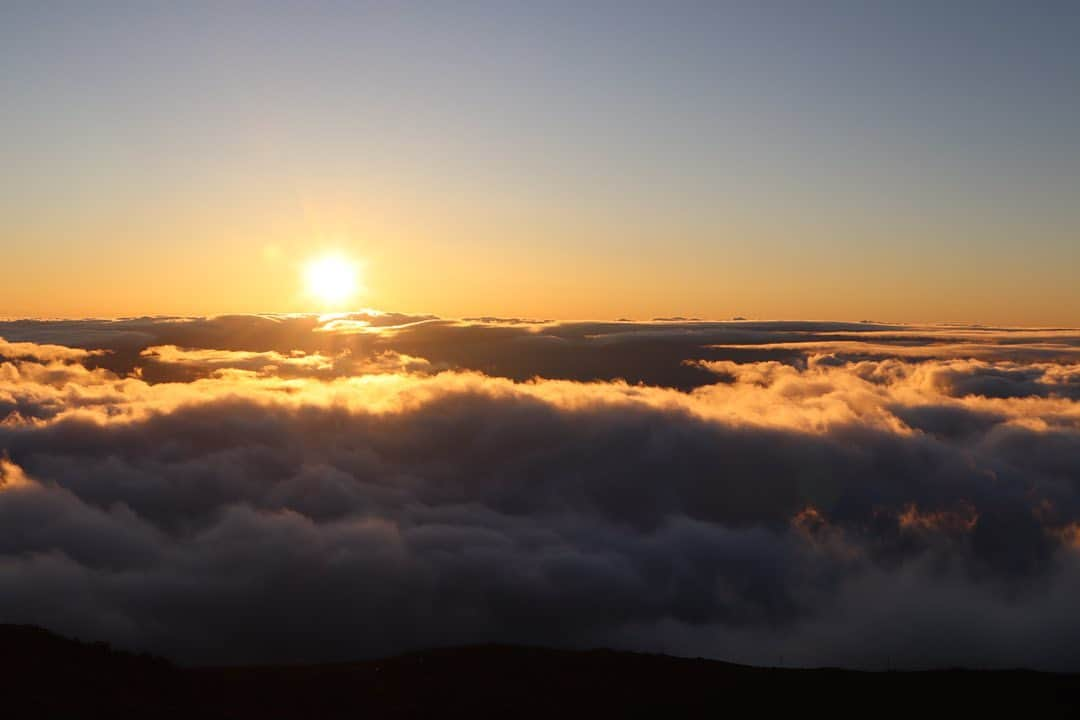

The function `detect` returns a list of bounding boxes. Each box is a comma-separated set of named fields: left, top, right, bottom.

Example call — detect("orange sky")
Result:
left=3, top=4, right=1078, bottom=325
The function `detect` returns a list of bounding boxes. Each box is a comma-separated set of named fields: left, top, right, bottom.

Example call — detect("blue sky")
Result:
left=2, top=1, right=1078, bottom=322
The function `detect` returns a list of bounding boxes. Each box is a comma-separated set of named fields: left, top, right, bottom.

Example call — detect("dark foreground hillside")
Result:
left=1, top=625, right=1077, bottom=718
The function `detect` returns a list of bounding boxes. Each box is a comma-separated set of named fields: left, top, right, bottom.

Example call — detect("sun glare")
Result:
left=304, top=254, right=359, bottom=307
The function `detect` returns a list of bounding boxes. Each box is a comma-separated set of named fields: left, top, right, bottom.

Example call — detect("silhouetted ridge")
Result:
left=0, top=625, right=182, bottom=716
left=1, top=626, right=1078, bottom=718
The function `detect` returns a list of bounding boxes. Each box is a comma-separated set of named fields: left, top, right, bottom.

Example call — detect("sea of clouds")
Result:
left=2, top=313, right=1080, bottom=668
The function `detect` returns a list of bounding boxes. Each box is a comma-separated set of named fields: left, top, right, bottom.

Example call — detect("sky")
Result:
left=2, top=1, right=1079, bottom=323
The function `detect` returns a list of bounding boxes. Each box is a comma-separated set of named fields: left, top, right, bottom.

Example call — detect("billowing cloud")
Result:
left=2, top=316, right=1080, bottom=668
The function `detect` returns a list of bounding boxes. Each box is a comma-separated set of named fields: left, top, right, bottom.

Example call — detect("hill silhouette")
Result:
left=1, top=625, right=1077, bottom=717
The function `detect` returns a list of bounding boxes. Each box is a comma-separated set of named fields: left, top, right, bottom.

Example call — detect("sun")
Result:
left=304, top=253, right=359, bottom=306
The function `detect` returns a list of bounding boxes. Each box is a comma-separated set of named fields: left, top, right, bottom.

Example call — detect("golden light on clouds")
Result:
left=304, top=253, right=361, bottom=308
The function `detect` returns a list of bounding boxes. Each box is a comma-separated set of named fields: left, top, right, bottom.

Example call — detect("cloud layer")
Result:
left=3, top=314, right=1080, bottom=668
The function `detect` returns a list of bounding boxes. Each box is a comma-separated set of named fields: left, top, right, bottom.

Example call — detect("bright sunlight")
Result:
left=304, top=253, right=359, bottom=306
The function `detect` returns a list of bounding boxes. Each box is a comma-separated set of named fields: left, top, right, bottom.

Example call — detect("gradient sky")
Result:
left=2, top=1, right=1078, bottom=323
